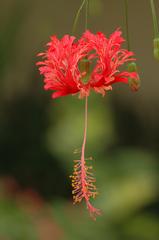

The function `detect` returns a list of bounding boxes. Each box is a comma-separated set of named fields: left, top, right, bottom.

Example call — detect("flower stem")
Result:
left=85, top=0, right=89, bottom=30
left=150, top=0, right=159, bottom=37
left=72, top=0, right=87, bottom=34
left=124, top=0, right=130, bottom=50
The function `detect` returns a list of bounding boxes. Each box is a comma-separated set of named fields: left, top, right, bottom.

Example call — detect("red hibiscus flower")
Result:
left=37, top=30, right=139, bottom=99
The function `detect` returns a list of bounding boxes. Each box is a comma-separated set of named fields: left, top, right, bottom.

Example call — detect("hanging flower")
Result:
left=37, top=30, right=139, bottom=99
left=36, top=29, right=139, bottom=220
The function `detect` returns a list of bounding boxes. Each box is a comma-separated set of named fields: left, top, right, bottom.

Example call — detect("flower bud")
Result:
left=128, top=62, right=140, bottom=92
left=153, top=38, right=159, bottom=60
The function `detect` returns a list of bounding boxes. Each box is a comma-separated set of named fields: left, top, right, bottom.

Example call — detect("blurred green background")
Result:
left=0, top=0, right=159, bottom=239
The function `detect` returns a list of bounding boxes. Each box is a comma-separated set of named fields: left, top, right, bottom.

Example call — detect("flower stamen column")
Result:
left=70, top=96, right=101, bottom=220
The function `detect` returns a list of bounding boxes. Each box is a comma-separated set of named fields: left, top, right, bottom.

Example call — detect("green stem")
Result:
left=72, top=0, right=87, bottom=34
left=124, top=0, right=130, bottom=50
left=150, top=0, right=159, bottom=37
left=85, top=0, right=89, bottom=30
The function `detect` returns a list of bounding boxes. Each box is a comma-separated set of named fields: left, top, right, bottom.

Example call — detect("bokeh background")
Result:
left=0, top=0, right=159, bottom=239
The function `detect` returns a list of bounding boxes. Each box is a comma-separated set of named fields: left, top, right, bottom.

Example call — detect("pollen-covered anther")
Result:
left=71, top=156, right=98, bottom=208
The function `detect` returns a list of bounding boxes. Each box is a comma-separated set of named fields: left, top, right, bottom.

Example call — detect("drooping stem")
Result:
left=72, top=0, right=87, bottom=34
left=124, top=0, right=130, bottom=50
left=85, top=0, right=89, bottom=30
left=150, top=0, right=159, bottom=37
